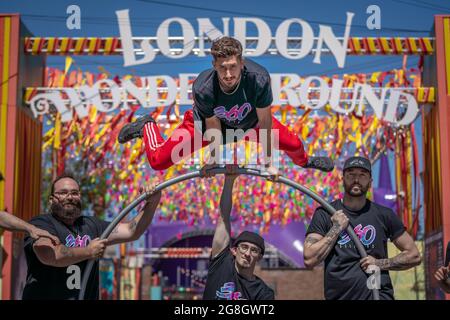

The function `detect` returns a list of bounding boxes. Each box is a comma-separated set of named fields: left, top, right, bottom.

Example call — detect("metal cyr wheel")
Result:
left=78, top=165, right=380, bottom=300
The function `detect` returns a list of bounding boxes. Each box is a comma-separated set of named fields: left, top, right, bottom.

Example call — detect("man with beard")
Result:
left=0, top=172, right=58, bottom=242
left=303, top=156, right=421, bottom=300
left=22, top=173, right=161, bottom=300
left=203, top=170, right=274, bottom=300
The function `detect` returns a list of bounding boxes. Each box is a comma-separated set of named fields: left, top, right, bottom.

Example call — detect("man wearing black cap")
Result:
left=304, top=156, right=421, bottom=300
left=203, top=172, right=274, bottom=300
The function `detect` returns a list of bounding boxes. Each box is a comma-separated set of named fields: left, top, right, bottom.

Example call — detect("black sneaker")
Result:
left=118, top=114, right=155, bottom=144
left=303, top=156, right=335, bottom=172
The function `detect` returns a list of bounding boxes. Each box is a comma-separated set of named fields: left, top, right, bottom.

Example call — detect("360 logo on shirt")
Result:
left=65, top=234, right=91, bottom=248
left=213, top=103, right=252, bottom=123
left=216, top=282, right=243, bottom=300
left=338, top=224, right=376, bottom=246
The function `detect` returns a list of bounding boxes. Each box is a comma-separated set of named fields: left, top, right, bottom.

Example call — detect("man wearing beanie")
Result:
left=203, top=171, right=274, bottom=300
left=304, top=156, right=421, bottom=300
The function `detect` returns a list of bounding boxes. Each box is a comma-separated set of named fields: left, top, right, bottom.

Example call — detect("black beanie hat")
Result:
left=233, top=231, right=265, bottom=256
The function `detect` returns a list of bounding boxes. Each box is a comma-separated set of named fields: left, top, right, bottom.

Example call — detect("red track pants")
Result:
left=142, top=110, right=308, bottom=170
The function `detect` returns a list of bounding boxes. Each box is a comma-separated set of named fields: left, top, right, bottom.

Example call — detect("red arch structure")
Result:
left=0, top=13, right=449, bottom=300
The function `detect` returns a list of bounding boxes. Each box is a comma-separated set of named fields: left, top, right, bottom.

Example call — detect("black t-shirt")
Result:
left=193, top=58, right=273, bottom=138
left=203, top=247, right=274, bottom=300
left=22, top=214, right=109, bottom=300
left=306, top=199, right=406, bottom=300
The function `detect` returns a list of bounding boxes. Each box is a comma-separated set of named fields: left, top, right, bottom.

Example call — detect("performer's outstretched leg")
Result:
left=118, top=110, right=210, bottom=170
left=270, top=116, right=308, bottom=167
left=253, top=116, right=334, bottom=172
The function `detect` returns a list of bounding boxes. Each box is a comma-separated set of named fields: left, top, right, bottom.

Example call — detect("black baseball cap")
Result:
left=233, top=231, right=265, bottom=256
left=343, top=156, right=372, bottom=174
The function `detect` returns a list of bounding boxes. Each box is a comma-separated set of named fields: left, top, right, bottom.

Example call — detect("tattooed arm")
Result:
left=106, top=183, right=161, bottom=245
left=0, top=211, right=59, bottom=243
left=303, top=210, right=349, bottom=269
left=378, top=231, right=421, bottom=270
left=33, top=237, right=107, bottom=267
left=0, top=210, right=40, bottom=232
left=360, top=231, right=422, bottom=272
